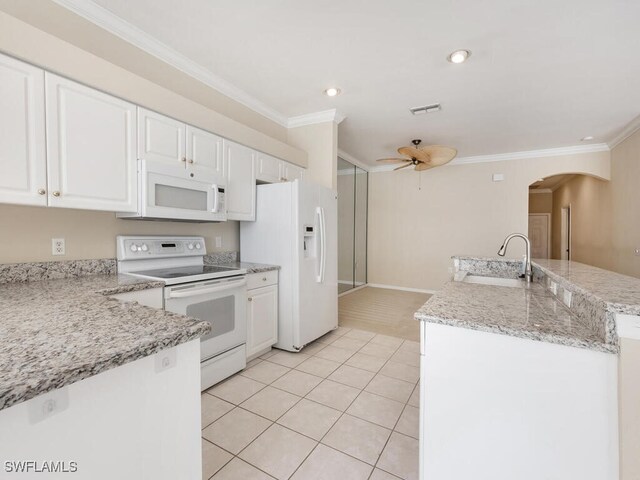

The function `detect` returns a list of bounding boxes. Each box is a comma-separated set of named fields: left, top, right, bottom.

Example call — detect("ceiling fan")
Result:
left=376, top=139, right=457, bottom=171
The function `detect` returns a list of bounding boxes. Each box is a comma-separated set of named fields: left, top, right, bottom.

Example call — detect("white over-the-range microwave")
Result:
left=118, top=160, right=226, bottom=222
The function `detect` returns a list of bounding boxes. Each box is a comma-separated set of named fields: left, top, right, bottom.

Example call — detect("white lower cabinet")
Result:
left=246, top=273, right=278, bottom=359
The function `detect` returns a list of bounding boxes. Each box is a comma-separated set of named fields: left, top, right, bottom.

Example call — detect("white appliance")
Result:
left=241, top=180, right=337, bottom=351
left=116, top=236, right=246, bottom=390
left=117, top=160, right=226, bottom=222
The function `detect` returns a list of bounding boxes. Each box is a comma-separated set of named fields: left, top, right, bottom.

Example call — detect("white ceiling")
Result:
left=79, top=0, right=639, bottom=165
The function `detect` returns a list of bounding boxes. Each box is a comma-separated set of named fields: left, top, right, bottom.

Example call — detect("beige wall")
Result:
left=0, top=8, right=307, bottom=167
left=288, top=122, right=338, bottom=190
left=528, top=192, right=553, bottom=214
left=610, top=129, right=640, bottom=278
left=551, top=175, right=612, bottom=266
left=367, top=151, right=611, bottom=291
left=0, top=205, right=239, bottom=263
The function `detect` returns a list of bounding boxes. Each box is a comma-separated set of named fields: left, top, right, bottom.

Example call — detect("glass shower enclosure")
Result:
left=337, top=157, right=368, bottom=294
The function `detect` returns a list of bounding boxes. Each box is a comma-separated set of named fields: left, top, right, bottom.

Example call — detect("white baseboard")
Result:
left=338, top=280, right=366, bottom=286
left=367, top=283, right=436, bottom=295
left=338, top=283, right=368, bottom=297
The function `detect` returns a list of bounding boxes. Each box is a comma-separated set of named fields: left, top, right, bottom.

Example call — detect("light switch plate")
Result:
left=215, top=236, right=222, bottom=249
left=492, top=173, right=505, bottom=182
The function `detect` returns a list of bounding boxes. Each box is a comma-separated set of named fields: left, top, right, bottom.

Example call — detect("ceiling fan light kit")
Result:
left=376, top=139, right=457, bottom=172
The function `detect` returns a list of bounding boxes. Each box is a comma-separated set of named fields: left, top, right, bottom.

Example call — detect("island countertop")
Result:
left=0, top=274, right=210, bottom=412
left=415, top=279, right=615, bottom=353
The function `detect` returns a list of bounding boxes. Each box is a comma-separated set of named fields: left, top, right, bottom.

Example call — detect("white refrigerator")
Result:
left=240, top=180, right=338, bottom=352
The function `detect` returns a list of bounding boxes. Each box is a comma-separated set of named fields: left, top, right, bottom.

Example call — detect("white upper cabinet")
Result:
left=0, top=54, right=47, bottom=206
left=282, top=161, right=305, bottom=182
left=256, top=152, right=306, bottom=184
left=186, top=125, right=224, bottom=176
left=224, top=139, right=256, bottom=221
left=256, top=152, right=282, bottom=183
left=137, top=108, right=186, bottom=166
left=45, top=73, right=138, bottom=212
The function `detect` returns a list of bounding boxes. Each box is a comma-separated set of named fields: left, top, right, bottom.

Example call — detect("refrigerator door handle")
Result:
left=317, top=206, right=327, bottom=283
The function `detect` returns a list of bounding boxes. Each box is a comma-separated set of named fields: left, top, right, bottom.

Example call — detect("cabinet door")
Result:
left=0, top=54, right=47, bottom=206
left=246, top=285, right=278, bottom=358
left=45, top=73, right=138, bottom=212
left=282, top=161, right=305, bottom=182
left=224, top=139, right=256, bottom=221
left=186, top=125, right=224, bottom=176
left=138, top=108, right=186, bottom=166
left=256, top=152, right=282, bottom=183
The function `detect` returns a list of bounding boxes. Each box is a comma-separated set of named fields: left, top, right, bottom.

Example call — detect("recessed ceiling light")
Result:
left=324, top=87, right=341, bottom=97
left=581, top=135, right=594, bottom=141
left=447, top=49, right=471, bottom=64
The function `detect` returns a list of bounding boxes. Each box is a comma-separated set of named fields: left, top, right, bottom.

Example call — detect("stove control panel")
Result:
left=116, top=236, right=206, bottom=261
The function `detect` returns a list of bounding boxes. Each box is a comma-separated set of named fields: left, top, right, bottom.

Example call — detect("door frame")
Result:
left=528, top=213, right=551, bottom=259
left=560, top=205, right=572, bottom=261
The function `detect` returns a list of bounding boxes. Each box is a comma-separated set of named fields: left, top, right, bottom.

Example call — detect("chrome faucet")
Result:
left=497, top=233, right=533, bottom=283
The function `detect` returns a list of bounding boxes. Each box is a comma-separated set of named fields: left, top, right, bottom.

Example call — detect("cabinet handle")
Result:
left=37, top=188, right=46, bottom=195
left=181, top=157, right=187, bottom=163
left=188, top=159, right=194, bottom=164
left=263, top=277, right=267, bottom=281
left=248, top=297, right=253, bottom=302
left=52, top=191, right=61, bottom=197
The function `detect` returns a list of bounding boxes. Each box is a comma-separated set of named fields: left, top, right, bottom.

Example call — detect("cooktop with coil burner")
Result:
left=116, top=235, right=246, bottom=285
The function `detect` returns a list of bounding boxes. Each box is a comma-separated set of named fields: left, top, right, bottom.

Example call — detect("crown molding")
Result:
left=287, top=109, right=345, bottom=128
left=528, top=188, right=553, bottom=194
left=369, top=143, right=610, bottom=172
left=337, top=149, right=370, bottom=172
left=608, top=114, right=640, bottom=149
left=52, top=0, right=292, bottom=127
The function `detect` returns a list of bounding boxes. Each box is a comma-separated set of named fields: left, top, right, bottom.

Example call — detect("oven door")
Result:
left=164, top=276, right=247, bottom=361
left=141, top=161, right=226, bottom=222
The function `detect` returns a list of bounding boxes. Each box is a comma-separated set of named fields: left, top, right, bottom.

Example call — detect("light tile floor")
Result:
left=202, top=327, right=420, bottom=479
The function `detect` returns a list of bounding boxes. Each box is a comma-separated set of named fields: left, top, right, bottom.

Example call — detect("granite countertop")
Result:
left=0, top=274, right=210, bottom=412
left=415, top=279, right=615, bottom=353
left=204, top=259, right=280, bottom=274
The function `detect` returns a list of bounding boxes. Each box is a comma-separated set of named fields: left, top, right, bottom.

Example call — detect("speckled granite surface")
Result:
left=422, top=256, right=640, bottom=353
left=0, top=258, right=116, bottom=284
left=0, top=274, right=210, bottom=412
left=415, top=280, right=616, bottom=353
left=203, top=251, right=239, bottom=265
left=205, top=260, right=280, bottom=274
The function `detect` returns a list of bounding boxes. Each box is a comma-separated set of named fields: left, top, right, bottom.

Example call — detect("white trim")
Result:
left=608, top=114, right=640, bottom=149
left=367, top=283, right=436, bottom=294
left=529, top=188, right=553, bottom=194
left=287, top=109, right=345, bottom=128
left=338, top=284, right=368, bottom=297
left=617, top=314, right=640, bottom=340
left=53, top=0, right=344, bottom=130
left=369, top=143, right=610, bottom=172
left=337, top=149, right=370, bottom=172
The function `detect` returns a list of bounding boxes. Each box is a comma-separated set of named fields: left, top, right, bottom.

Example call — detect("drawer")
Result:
left=247, top=270, right=278, bottom=290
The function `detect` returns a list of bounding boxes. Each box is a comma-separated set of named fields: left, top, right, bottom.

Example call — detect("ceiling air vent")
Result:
left=409, top=103, right=441, bottom=115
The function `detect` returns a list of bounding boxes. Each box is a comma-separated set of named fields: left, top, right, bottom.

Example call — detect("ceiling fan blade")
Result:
left=394, top=163, right=414, bottom=171
left=376, top=158, right=410, bottom=164
left=419, top=145, right=457, bottom=166
left=415, top=162, right=435, bottom=171
left=397, top=146, right=431, bottom=162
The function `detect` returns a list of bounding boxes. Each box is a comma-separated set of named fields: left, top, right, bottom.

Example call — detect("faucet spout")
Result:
left=497, top=233, right=532, bottom=283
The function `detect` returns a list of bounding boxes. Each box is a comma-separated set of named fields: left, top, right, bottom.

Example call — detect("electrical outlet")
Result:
left=549, top=280, right=557, bottom=295
left=215, top=236, right=222, bottom=249
left=52, top=238, right=65, bottom=256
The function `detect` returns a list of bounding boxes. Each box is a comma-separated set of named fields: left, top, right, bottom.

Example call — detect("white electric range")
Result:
left=117, top=235, right=247, bottom=390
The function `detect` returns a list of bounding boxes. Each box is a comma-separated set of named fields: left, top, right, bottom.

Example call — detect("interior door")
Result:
left=0, top=53, right=46, bottom=206
left=528, top=214, right=550, bottom=259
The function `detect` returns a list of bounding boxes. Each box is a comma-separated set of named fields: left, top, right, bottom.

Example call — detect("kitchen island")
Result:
left=415, top=257, right=640, bottom=480
left=0, top=259, right=210, bottom=479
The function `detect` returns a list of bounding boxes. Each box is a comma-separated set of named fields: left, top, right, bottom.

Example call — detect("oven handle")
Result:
left=166, top=278, right=247, bottom=299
